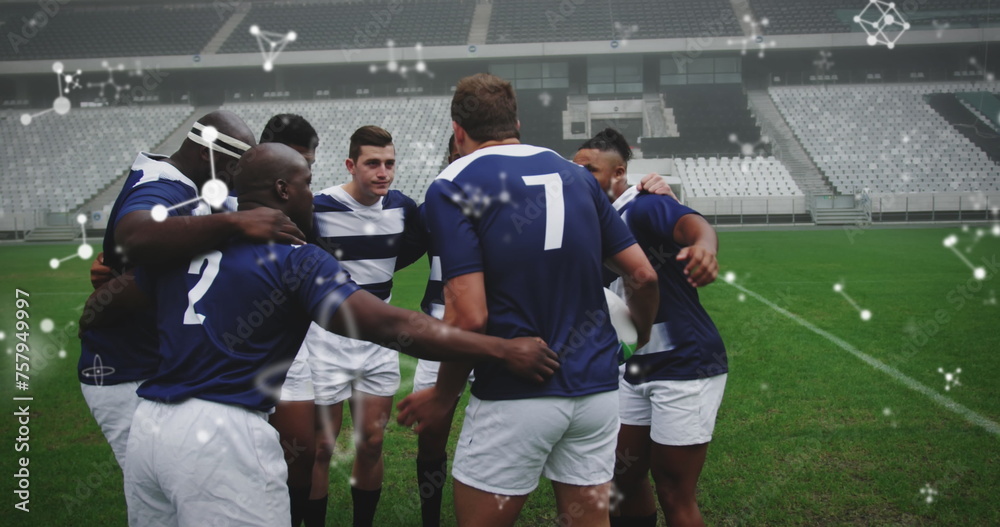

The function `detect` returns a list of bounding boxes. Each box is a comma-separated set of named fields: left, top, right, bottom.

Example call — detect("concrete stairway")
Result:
left=25, top=225, right=79, bottom=242
left=746, top=90, right=832, bottom=197
left=201, top=1, right=252, bottom=55
left=467, top=0, right=493, bottom=46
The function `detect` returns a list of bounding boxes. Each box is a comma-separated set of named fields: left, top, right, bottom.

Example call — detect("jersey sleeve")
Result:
left=284, top=245, right=362, bottom=325
left=588, top=174, right=637, bottom=259
left=395, top=195, right=428, bottom=271
left=630, top=195, right=701, bottom=241
left=114, top=180, right=197, bottom=231
left=424, top=178, right=484, bottom=281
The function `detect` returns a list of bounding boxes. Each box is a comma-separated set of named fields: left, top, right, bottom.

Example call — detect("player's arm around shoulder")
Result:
left=79, top=268, right=151, bottom=332
left=673, top=211, right=719, bottom=288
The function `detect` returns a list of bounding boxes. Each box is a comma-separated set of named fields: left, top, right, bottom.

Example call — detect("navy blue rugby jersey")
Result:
left=424, top=144, right=637, bottom=400
left=135, top=243, right=360, bottom=412
left=79, top=153, right=205, bottom=386
left=613, top=187, right=727, bottom=384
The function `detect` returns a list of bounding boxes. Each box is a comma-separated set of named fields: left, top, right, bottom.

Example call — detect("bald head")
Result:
left=197, top=110, right=256, bottom=148
left=236, top=143, right=314, bottom=235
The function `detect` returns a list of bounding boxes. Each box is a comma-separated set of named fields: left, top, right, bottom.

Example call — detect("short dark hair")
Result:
left=259, top=114, right=319, bottom=151
left=580, top=128, right=632, bottom=165
left=349, top=125, right=393, bottom=161
left=451, top=73, right=519, bottom=143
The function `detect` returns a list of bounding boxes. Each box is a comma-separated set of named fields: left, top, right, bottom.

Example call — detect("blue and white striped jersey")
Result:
left=311, top=185, right=424, bottom=301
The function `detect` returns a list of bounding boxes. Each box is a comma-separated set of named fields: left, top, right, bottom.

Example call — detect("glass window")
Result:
left=490, top=64, right=517, bottom=79
left=516, top=63, right=542, bottom=79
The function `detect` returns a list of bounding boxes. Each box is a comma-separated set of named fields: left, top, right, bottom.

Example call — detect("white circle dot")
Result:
left=363, top=223, right=376, bottom=235
left=287, top=31, right=297, bottom=42
left=78, top=244, right=94, bottom=260
left=854, top=15, right=861, bottom=23
left=974, top=267, right=986, bottom=280
left=197, top=430, right=210, bottom=443
left=151, top=205, right=169, bottom=222
left=885, top=15, right=895, bottom=25
left=369, top=64, right=378, bottom=74
left=201, top=125, right=219, bottom=143
left=887, top=42, right=895, bottom=49
left=20, top=114, right=31, bottom=126
left=760, top=383, right=769, bottom=390
left=58, top=350, right=67, bottom=359
left=903, top=22, right=910, bottom=30
left=943, top=235, right=957, bottom=247
left=76, top=214, right=87, bottom=225
left=250, top=25, right=260, bottom=35
left=349, top=477, right=357, bottom=486
left=416, top=61, right=426, bottom=73
left=738, top=293, right=746, bottom=302
left=40, top=319, right=54, bottom=333
left=264, top=61, right=273, bottom=72
left=49, top=258, right=60, bottom=269
left=867, top=36, right=878, bottom=46
left=860, top=310, right=872, bottom=321
left=387, top=61, right=398, bottom=72
left=992, top=225, right=1000, bottom=237
left=202, top=179, right=229, bottom=209
left=53, top=61, right=64, bottom=74
left=0, top=331, right=5, bottom=340
left=833, top=283, right=843, bottom=292
left=883, top=407, right=892, bottom=416
left=53, top=97, right=71, bottom=115
left=724, top=271, right=736, bottom=284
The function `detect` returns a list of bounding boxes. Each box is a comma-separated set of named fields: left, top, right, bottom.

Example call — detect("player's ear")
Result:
left=345, top=157, right=356, bottom=175
left=274, top=178, right=290, bottom=200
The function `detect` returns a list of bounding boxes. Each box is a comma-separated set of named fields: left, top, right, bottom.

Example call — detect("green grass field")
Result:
left=1, top=226, right=998, bottom=526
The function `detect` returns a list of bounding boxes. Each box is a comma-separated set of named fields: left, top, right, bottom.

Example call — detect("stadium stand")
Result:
left=486, top=0, right=742, bottom=44
left=770, top=82, right=1000, bottom=195
left=747, top=0, right=998, bottom=35
left=218, top=0, right=475, bottom=54
left=0, top=105, right=194, bottom=215
left=0, top=4, right=226, bottom=61
left=221, top=97, right=452, bottom=201
left=643, top=85, right=768, bottom=158
left=675, top=156, right=803, bottom=198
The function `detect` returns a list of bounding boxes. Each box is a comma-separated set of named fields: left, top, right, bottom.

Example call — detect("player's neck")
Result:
left=469, top=137, right=520, bottom=153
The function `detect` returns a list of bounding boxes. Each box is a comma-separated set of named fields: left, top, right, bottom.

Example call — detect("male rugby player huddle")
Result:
left=80, top=73, right=728, bottom=527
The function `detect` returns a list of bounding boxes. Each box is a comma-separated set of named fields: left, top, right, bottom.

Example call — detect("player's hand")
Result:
left=90, top=252, right=113, bottom=290
left=501, top=337, right=560, bottom=384
left=396, top=387, right=452, bottom=434
left=676, top=245, right=718, bottom=287
left=231, top=208, right=306, bottom=245
left=636, top=173, right=677, bottom=200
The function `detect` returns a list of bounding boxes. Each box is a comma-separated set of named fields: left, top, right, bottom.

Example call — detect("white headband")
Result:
left=187, top=122, right=251, bottom=160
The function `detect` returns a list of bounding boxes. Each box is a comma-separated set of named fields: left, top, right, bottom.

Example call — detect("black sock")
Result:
left=288, top=486, right=310, bottom=527
left=610, top=512, right=657, bottom=527
left=351, top=486, right=382, bottom=527
left=303, top=495, right=327, bottom=527
left=416, top=456, right=448, bottom=527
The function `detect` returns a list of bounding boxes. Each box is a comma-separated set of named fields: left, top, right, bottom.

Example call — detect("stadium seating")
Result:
left=0, top=4, right=226, bottom=61
left=487, top=0, right=742, bottom=44
left=651, top=85, right=768, bottom=158
left=748, top=0, right=997, bottom=35
left=221, top=97, right=452, bottom=202
left=769, top=82, right=999, bottom=195
left=675, top=156, right=803, bottom=198
left=0, top=105, right=193, bottom=215
left=218, top=0, right=475, bottom=54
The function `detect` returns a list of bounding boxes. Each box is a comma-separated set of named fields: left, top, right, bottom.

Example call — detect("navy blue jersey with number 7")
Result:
left=423, top=144, right=636, bottom=401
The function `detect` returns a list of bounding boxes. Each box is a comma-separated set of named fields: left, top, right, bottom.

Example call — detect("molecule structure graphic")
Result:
left=250, top=25, right=297, bottom=72
left=49, top=214, right=94, bottom=269
left=369, top=41, right=433, bottom=78
left=20, top=61, right=81, bottom=126
left=86, top=61, right=130, bottom=102
left=854, top=0, right=911, bottom=49
left=919, top=483, right=938, bottom=504
left=942, top=234, right=986, bottom=281
left=728, top=14, right=775, bottom=58
left=833, top=283, right=872, bottom=321
left=937, top=367, right=961, bottom=391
